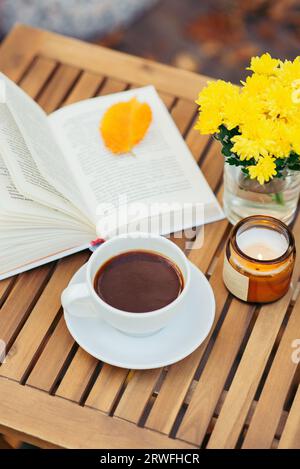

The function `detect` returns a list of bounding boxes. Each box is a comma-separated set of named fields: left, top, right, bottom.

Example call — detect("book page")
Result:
left=49, top=86, right=223, bottom=232
left=0, top=152, right=95, bottom=239
left=0, top=73, right=90, bottom=221
left=0, top=231, right=92, bottom=280
left=0, top=151, right=30, bottom=208
left=0, top=103, right=72, bottom=211
left=0, top=188, right=95, bottom=279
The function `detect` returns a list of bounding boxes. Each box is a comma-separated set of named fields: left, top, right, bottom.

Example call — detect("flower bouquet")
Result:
left=195, top=53, right=300, bottom=224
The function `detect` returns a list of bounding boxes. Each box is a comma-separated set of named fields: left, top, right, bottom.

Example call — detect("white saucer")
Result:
left=63, top=262, right=215, bottom=369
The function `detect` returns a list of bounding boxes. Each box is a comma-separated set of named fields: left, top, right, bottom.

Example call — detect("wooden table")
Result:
left=0, top=24, right=299, bottom=450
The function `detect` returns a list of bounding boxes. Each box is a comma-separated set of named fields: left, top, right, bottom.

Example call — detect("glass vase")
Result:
left=223, top=164, right=300, bottom=225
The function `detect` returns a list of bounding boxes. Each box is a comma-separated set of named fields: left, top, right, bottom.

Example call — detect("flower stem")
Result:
left=273, top=192, right=285, bottom=206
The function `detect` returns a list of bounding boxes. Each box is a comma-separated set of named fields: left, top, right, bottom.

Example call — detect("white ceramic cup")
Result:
left=61, top=232, right=191, bottom=336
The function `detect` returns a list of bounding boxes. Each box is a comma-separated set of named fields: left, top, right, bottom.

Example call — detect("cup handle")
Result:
left=61, top=283, right=98, bottom=317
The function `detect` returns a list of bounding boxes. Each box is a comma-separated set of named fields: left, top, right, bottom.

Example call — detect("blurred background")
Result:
left=0, top=0, right=300, bottom=82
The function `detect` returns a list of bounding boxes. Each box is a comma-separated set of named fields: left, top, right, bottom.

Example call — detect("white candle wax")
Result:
left=236, top=227, right=288, bottom=261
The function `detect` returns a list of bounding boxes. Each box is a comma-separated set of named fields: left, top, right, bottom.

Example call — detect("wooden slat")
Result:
left=242, top=295, right=300, bottom=448
left=62, top=71, right=103, bottom=106
left=38, top=64, right=81, bottom=113
left=20, top=56, right=57, bottom=96
left=85, top=366, right=129, bottom=414
left=206, top=215, right=300, bottom=448
left=55, top=348, right=97, bottom=402
left=183, top=183, right=226, bottom=278
left=186, top=144, right=228, bottom=273
left=185, top=123, right=211, bottom=164
left=0, top=278, right=15, bottom=305
left=0, top=26, right=37, bottom=81
left=170, top=99, right=196, bottom=135
left=199, top=141, right=224, bottom=191
left=177, top=300, right=255, bottom=445
left=156, top=92, right=174, bottom=109
left=188, top=216, right=228, bottom=274
left=98, top=77, right=128, bottom=96
left=176, top=135, right=227, bottom=276
left=0, top=253, right=88, bottom=382
left=182, top=386, right=288, bottom=442
left=26, top=316, right=74, bottom=391
left=0, top=435, right=14, bottom=449
left=0, top=377, right=195, bottom=449
left=114, top=369, right=162, bottom=423
left=6, top=24, right=210, bottom=101
left=213, top=390, right=289, bottom=441
left=0, top=267, right=52, bottom=347
left=278, top=385, right=300, bottom=449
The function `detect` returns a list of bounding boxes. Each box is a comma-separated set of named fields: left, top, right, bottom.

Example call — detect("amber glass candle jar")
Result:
left=223, top=215, right=296, bottom=303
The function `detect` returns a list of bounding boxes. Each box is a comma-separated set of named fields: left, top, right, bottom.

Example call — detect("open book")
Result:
left=0, top=73, right=223, bottom=280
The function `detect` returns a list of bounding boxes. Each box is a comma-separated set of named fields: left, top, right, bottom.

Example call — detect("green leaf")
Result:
left=221, top=146, right=233, bottom=157
left=287, top=152, right=300, bottom=171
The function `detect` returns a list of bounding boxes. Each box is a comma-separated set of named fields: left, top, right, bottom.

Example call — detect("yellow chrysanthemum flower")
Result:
left=247, top=53, right=281, bottom=76
left=221, top=94, right=243, bottom=130
left=231, top=134, right=269, bottom=161
left=242, top=73, right=273, bottom=97
left=279, top=58, right=300, bottom=86
left=195, top=80, right=239, bottom=132
left=196, top=80, right=238, bottom=107
left=264, top=81, right=295, bottom=120
left=222, top=93, right=263, bottom=130
left=248, top=156, right=277, bottom=185
left=195, top=53, right=300, bottom=183
left=269, top=121, right=292, bottom=157
left=238, top=116, right=276, bottom=153
left=194, top=108, right=223, bottom=134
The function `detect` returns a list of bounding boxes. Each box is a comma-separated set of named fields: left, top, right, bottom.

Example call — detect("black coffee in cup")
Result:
left=94, top=250, right=184, bottom=313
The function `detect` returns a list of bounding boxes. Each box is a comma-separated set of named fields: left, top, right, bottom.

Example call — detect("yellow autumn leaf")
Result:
left=100, top=97, right=152, bottom=154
